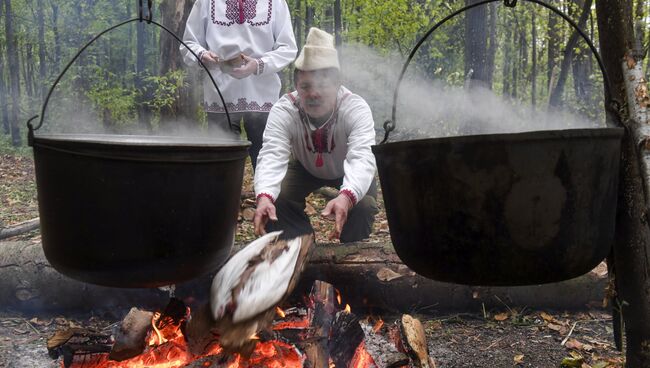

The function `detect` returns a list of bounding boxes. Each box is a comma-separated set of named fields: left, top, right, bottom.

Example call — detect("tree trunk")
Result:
left=569, top=0, right=594, bottom=114
left=0, top=46, right=9, bottom=135
left=50, top=1, right=61, bottom=75
left=463, top=0, right=489, bottom=89
left=159, top=0, right=195, bottom=129
left=4, top=0, right=21, bottom=146
left=305, top=5, right=314, bottom=39
left=23, top=43, right=34, bottom=99
left=548, top=0, right=592, bottom=109
left=334, top=0, right=342, bottom=47
left=531, top=9, right=537, bottom=108
left=36, top=0, right=47, bottom=99
left=546, top=10, right=561, bottom=95
left=485, top=3, right=498, bottom=89
left=294, top=0, right=302, bottom=50
left=596, top=0, right=650, bottom=365
left=136, top=20, right=152, bottom=131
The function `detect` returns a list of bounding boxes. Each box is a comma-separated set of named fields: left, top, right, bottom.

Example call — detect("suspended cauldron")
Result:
left=372, top=0, right=624, bottom=286
left=27, top=17, right=249, bottom=288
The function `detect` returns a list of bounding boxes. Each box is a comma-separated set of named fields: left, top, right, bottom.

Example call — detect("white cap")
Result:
left=294, top=27, right=340, bottom=71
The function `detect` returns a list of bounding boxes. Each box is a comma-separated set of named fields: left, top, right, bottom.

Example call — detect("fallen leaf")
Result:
left=513, top=354, right=524, bottom=364
left=304, top=203, right=317, bottom=216
left=376, top=267, right=403, bottom=282
left=494, top=312, right=509, bottom=321
left=242, top=207, right=255, bottom=221
left=540, top=312, right=555, bottom=322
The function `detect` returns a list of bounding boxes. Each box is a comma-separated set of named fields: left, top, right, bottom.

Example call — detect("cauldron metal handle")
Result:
left=381, top=0, right=621, bottom=144
left=27, top=16, right=231, bottom=144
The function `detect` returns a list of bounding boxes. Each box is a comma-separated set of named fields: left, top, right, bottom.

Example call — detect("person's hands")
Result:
left=230, top=54, right=258, bottom=79
left=321, top=194, right=353, bottom=240
left=254, top=196, right=277, bottom=236
left=200, top=51, right=220, bottom=69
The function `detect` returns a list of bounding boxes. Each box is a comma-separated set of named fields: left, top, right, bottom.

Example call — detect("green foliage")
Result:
left=86, top=69, right=138, bottom=126
left=142, top=70, right=188, bottom=114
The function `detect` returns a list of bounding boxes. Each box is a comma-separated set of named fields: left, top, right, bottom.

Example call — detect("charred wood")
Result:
left=359, top=320, right=409, bottom=368
left=329, top=310, right=364, bottom=368
left=109, top=307, right=153, bottom=361
left=300, top=280, right=337, bottom=368
left=47, top=328, right=112, bottom=368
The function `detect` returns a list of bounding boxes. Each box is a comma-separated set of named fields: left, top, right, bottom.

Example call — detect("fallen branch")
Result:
left=0, top=217, right=39, bottom=240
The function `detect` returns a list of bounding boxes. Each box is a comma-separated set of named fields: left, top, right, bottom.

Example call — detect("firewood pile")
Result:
left=46, top=280, right=437, bottom=368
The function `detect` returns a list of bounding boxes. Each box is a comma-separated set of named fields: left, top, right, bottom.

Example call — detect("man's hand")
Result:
left=254, top=196, right=277, bottom=236
left=230, top=54, right=258, bottom=79
left=321, top=194, right=353, bottom=240
left=200, top=51, right=220, bottom=68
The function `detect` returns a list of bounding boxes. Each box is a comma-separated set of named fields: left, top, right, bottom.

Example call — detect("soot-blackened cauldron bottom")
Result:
left=372, top=127, right=623, bottom=286
left=32, top=134, right=250, bottom=288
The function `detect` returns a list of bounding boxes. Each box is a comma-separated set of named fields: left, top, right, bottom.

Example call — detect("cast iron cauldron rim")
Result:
left=372, top=126, right=624, bottom=152
left=32, top=132, right=251, bottom=148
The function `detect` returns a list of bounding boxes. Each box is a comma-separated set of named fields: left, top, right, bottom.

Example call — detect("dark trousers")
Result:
left=208, top=112, right=268, bottom=171
left=267, top=160, right=379, bottom=242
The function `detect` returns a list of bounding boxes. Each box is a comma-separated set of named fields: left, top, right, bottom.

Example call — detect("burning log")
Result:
left=109, top=307, right=153, bottom=361
left=300, top=280, right=337, bottom=368
left=359, top=319, right=409, bottom=367
left=329, top=309, right=365, bottom=367
left=47, top=328, right=113, bottom=367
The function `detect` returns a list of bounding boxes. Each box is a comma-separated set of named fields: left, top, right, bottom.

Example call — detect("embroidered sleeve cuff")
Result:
left=339, top=189, right=357, bottom=206
left=256, top=192, right=275, bottom=204
left=254, top=58, right=265, bottom=75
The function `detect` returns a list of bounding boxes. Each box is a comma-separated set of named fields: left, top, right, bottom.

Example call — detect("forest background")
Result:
left=0, top=0, right=648, bottom=148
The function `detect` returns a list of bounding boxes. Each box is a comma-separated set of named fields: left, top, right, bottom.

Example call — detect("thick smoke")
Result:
left=338, top=43, right=604, bottom=142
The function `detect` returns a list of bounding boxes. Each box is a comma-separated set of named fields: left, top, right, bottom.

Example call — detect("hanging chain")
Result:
left=504, top=0, right=517, bottom=7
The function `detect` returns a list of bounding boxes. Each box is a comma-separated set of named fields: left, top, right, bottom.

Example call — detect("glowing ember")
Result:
left=372, top=319, right=384, bottom=333
left=65, top=309, right=303, bottom=368
left=349, top=342, right=376, bottom=368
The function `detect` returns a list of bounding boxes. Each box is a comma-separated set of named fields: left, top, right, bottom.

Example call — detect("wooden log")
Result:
left=46, top=328, right=112, bottom=368
left=109, top=308, right=153, bottom=361
left=300, top=280, right=337, bottom=368
left=329, top=310, right=364, bottom=368
left=0, top=240, right=608, bottom=313
left=0, top=217, right=39, bottom=240
left=400, top=314, right=431, bottom=368
left=359, top=319, right=409, bottom=368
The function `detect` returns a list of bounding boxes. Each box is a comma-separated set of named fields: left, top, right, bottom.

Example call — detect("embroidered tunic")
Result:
left=181, top=0, right=297, bottom=113
left=255, top=86, right=377, bottom=204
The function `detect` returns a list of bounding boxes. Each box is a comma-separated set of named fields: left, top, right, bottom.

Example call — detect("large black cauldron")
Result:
left=373, top=128, right=622, bottom=285
left=373, top=0, right=624, bottom=286
left=31, top=134, right=248, bottom=288
left=28, top=15, right=248, bottom=287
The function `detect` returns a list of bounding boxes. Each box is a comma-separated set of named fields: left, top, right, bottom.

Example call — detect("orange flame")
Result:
left=372, top=319, right=384, bottom=333
left=344, top=304, right=352, bottom=314
left=349, top=342, right=376, bottom=368
left=66, top=308, right=303, bottom=368
left=275, top=307, right=285, bottom=318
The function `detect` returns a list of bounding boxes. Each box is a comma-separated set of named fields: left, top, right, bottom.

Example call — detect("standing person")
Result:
left=180, top=0, right=298, bottom=170
left=253, top=27, right=378, bottom=242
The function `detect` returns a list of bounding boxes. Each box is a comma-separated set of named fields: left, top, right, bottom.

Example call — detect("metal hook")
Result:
left=138, top=0, right=143, bottom=22
left=504, top=0, right=517, bottom=7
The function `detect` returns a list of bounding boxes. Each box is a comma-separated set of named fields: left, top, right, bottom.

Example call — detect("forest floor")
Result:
left=0, top=149, right=626, bottom=367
